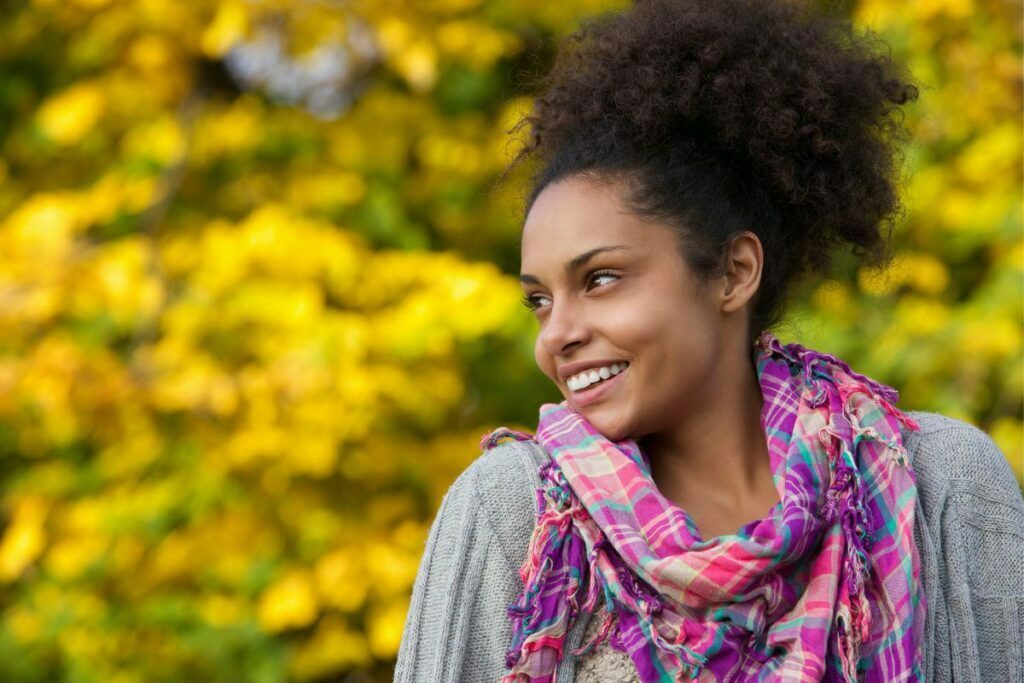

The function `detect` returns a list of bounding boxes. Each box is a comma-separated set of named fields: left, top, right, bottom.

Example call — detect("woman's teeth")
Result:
left=568, top=362, right=628, bottom=391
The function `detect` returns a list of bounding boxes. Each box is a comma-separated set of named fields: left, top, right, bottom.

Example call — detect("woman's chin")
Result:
left=586, top=412, right=631, bottom=442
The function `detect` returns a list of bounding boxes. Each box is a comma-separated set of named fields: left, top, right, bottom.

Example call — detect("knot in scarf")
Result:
left=481, top=331, right=926, bottom=682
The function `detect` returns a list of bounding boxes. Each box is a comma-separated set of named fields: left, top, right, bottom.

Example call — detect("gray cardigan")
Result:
left=394, top=411, right=1024, bottom=682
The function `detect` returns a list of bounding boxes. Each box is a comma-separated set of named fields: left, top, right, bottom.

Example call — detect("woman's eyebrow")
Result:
left=519, top=244, right=633, bottom=285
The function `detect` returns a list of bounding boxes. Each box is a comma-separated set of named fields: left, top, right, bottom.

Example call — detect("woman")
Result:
left=394, top=0, right=1024, bottom=681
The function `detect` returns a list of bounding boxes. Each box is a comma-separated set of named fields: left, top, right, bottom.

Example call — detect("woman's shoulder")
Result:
left=447, top=435, right=549, bottom=566
left=901, top=410, right=1022, bottom=508
left=901, top=409, right=1019, bottom=540
left=397, top=438, right=548, bottom=682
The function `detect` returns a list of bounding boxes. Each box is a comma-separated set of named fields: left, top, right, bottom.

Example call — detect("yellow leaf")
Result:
left=120, top=115, right=186, bottom=166
left=367, top=598, right=409, bottom=659
left=2, top=193, right=83, bottom=261
left=857, top=252, right=950, bottom=297
left=289, top=614, right=371, bottom=680
left=0, top=497, right=48, bottom=582
left=199, top=593, right=248, bottom=627
left=201, top=0, right=248, bottom=58
left=36, top=82, right=105, bottom=145
left=44, top=534, right=107, bottom=581
left=957, top=316, right=1021, bottom=361
left=315, top=547, right=368, bottom=612
left=395, top=40, right=439, bottom=91
left=6, top=606, right=44, bottom=643
left=257, top=569, right=319, bottom=632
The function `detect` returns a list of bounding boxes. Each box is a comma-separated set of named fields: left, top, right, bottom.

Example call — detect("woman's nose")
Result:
left=539, top=300, right=589, bottom=356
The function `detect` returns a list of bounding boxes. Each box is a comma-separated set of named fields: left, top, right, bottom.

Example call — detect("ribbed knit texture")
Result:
left=394, top=411, right=1024, bottom=682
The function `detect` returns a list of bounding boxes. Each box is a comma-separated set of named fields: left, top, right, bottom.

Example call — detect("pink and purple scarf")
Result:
left=481, top=330, right=925, bottom=682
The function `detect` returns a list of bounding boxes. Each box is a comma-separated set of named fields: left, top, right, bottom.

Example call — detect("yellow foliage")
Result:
left=69, top=0, right=115, bottom=9
left=126, top=33, right=176, bottom=73
left=364, top=540, right=420, bottom=598
left=394, top=39, right=440, bottom=91
left=191, top=96, right=263, bottom=162
left=109, top=535, right=146, bottom=574
left=956, top=315, right=1021, bottom=362
left=857, top=252, right=951, bottom=297
left=120, top=115, right=187, bottom=166
left=198, top=593, right=249, bottom=627
left=45, top=533, right=108, bottom=581
left=366, top=598, right=410, bottom=659
left=0, top=0, right=1017, bottom=680
left=955, top=122, right=1022, bottom=186
left=36, top=81, right=105, bottom=145
left=201, top=0, right=249, bottom=58
left=428, top=0, right=487, bottom=13
left=374, top=16, right=415, bottom=57
left=257, top=568, right=320, bottom=633
left=892, top=296, right=952, bottom=336
left=148, top=530, right=194, bottom=584
left=6, top=605, right=45, bottom=643
left=70, top=237, right=166, bottom=328
left=289, top=614, right=371, bottom=680
left=0, top=497, right=49, bottom=582
left=1, top=193, right=84, bottom=262
left=435, top=20, right=522, bottom=70
left=285, top=170, right=367, bottom=211
left=416, top=133, right=486, bottom=174
left=913, top=0, right=974, bottom=20
left=315, top=547, right=368, bottom=612
left=811, top=280, right=857, bottom=321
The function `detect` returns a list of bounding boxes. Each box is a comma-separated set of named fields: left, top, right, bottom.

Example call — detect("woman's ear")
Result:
left=719, top=231, right=763, bottom=313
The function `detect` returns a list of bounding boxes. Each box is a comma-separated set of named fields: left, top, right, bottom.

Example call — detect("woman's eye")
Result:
left=520, top=293, right=547, bottom=311
left=587, top=270, right=618, bottom=289
left=520, top=270, right=618, bottom=312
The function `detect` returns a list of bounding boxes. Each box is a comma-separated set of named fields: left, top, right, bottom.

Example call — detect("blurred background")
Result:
left=0, top=0, right=1019, bottom=681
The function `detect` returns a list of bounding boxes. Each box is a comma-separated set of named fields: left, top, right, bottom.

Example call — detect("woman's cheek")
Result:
left=534, top=338, right=557, bottom=387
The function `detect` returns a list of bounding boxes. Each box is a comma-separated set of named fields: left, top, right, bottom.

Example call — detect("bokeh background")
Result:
left=0, top=0, right=1020, bottom=681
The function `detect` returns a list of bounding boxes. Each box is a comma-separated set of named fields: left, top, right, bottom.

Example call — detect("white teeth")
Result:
left=567, top=362, right=629, bottom=391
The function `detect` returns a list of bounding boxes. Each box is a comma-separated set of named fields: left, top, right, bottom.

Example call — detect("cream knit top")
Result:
left=575, top=601, right=642, bottom=683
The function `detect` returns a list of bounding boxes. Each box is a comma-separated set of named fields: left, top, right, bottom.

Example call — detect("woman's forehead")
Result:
left=522, top=180, right=668, bottom=253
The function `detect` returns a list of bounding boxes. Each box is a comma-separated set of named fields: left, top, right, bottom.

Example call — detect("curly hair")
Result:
left=502, top=0, right=919, bottom=345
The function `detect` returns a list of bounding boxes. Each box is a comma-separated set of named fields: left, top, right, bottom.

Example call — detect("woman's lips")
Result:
left=569, top=365, right=627, bottom=408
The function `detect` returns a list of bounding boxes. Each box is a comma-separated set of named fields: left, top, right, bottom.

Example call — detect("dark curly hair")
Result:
left=502, top=0, right=920, bottom=346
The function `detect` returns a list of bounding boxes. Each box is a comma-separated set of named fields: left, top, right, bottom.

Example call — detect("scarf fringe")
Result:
left=819, top=375, right=920, bottom=680
left=834, top=588, right=873, bottom=683
left=502, top=460, right=586, bottom=678
left=573, top=604, right=616, bottom=657
left=502, top=456, right=712, bottom=680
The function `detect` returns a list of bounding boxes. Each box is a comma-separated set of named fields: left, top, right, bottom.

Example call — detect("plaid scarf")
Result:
left=481, top=330, right=926, bottom=682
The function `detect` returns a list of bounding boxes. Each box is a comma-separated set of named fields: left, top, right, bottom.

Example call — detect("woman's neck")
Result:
left=639, top=360, right=775, bottom=512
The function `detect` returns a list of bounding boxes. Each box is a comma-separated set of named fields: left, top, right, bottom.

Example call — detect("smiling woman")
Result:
left=394, top=0, right=1024, bottom=681
left=517, top=175, right=784, bottom=535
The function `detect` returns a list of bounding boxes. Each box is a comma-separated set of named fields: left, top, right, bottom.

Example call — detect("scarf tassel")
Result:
left=503, top=462, right=590, bottom=677
left=509, top=469, right=713, bottom=679
left=834, top=597, right=871, bottom=683
left=821, top=387, right=905, bottom=681
left=575, top=536, right=612, bottom=627
left=571, top=564, right=710, bottom=681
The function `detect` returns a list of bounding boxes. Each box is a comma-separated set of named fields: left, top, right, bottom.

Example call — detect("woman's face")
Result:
left=520, top=174, right=731, bottom=442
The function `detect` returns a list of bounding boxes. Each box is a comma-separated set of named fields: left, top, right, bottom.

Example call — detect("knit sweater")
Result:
left=393, top=411, right=1024, bottom=682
